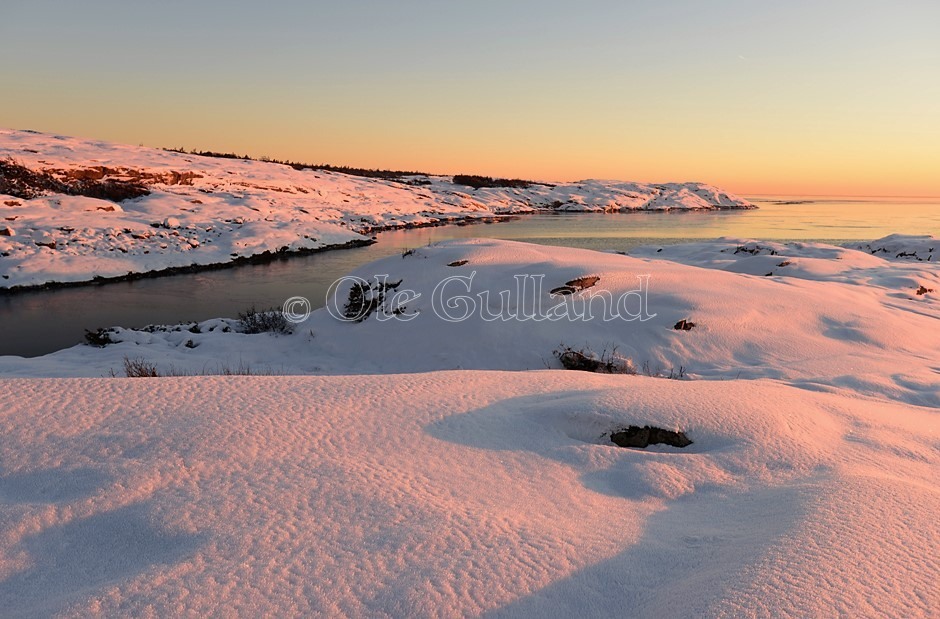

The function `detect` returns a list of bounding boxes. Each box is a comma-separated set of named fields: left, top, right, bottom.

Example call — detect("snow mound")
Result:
left=846, top=233, right=938, bottom=262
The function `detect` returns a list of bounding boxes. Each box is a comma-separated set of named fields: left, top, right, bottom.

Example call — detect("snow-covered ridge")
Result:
left=0, top=129, right=753, bottom=289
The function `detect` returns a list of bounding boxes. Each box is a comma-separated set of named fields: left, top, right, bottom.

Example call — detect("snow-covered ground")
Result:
left=0, top=372, right=937, bottom=617
left=0, top=129, right=752, bottom=289
left=0, top=235, right=937, bottom=615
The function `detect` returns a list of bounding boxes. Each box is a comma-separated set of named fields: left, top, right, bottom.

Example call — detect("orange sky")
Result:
left=2, top=1, right=939, bottom=197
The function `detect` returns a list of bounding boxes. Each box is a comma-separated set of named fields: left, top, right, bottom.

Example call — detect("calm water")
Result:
left=2, top=196, right=938, bottom=357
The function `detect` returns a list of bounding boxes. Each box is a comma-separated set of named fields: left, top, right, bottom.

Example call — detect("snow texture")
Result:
left=0, top=371, right=936, bottom=617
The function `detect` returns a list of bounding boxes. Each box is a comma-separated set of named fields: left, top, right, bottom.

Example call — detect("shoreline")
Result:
left=0, top=204, right=752, bottom=295
left=0, top=213, right=521, bottom=295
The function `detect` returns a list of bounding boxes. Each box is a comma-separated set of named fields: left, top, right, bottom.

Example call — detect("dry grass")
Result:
left=113, top=356, right=274, bottom=377
left=553, top=345, right=637, bottom=374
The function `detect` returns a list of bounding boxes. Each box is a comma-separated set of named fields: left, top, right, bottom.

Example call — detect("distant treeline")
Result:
left=163, top=148, right=543, bottom=188
left=451, top=175, right=541, bottom=189
left=163, top=148, right=428, bottom=181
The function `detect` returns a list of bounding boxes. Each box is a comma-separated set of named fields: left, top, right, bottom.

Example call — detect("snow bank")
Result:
left=0, top=129, right=752, bottom=289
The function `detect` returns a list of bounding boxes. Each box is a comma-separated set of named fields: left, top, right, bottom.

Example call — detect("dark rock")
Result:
left=610, top=425, right=693, bottom=449
left=557, top=350, right=603, bottom=372
left=674, top=319, right=695, bottom=331
left=566, top=275, right=600, bottom=290
left=551, top=275, right=600, bottom=296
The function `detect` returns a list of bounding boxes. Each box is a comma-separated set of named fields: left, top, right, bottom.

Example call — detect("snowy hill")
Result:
left=0, top=236, right=938, bottom=615
left=0, top=129, right=752, bottom=289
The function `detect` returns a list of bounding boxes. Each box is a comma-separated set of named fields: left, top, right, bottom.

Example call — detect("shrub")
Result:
left=237, top=306, right=293, bottom=334
left=344, top=281, right=372, bottom=321
left=84, top=328, right=115, bottom=347
left=0, top=158, right=67, bottom=199
left=343, top=278, right=403, bottom=322
left=121, top=356, right=160, bottom=377
left=113, top=356, right=269, bottom=377
left=553, top=344, right=637, bottom=374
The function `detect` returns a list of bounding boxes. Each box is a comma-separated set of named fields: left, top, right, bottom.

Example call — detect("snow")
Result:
left=1, top=132, right=938, bottom=615
left=0, top=129, right=752, bottom=289
left=1, top=236, right=936, bottom=614
left=0, top=371, right=936, bottom=616
left=4, top=236, right=937, bottom=409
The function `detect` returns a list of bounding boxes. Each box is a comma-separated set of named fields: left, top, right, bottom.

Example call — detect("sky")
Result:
left=2, top=0, right=939, bottom=196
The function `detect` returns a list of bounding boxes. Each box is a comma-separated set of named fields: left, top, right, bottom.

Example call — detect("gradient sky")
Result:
left=2, top=0, right=939, bottom=195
